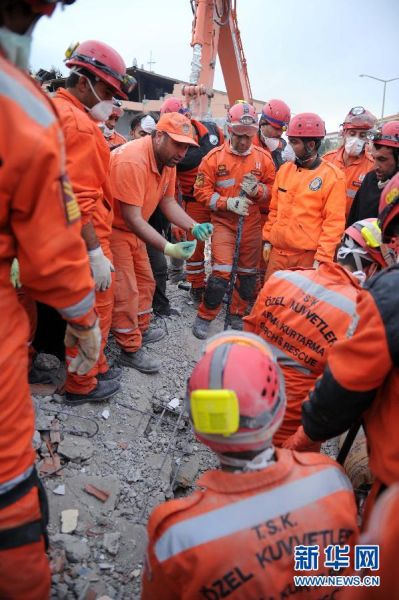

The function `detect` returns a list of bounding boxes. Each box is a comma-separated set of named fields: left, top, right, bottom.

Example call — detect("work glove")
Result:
left=281, top=425, right=321, bottom=452
left=171, top=225, right=187, bottom=243
left=226, top=196, right=253, bottom=216
left=191, top=222, right=213, bottom=241
left=88, top=246, right=115, bottom=292
left=65, top=319, right=102, bottom=375
left=10, top=258, right=21, bottom=288
left=240, top=173, right=259, bottom=198
left=313, top=259, right=320, bottom=269
left=263, top=242, right=272, bottom=263
left=164, top=240, right=197, bottom=260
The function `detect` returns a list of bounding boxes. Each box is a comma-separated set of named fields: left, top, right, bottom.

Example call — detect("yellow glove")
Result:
left=65, top=319, right=102, bottom=375
left=263, top=243, right=272, bottom=263
left=164, top=241, right=197, bottom=260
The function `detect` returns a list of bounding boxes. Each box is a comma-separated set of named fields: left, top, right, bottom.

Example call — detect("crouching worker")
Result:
left=142, top=331, right=359, bottom=599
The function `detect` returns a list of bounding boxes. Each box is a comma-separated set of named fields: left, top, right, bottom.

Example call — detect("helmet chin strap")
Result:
left=218, top=446, right=276, bottom=472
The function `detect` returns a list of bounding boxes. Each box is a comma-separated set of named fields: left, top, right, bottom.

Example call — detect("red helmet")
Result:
left=378, top=173, right=399, bottom=235
left=287, top=113, right=326, bottom=138
left=343, top=106, right=376, bottom=131
left=338, top=218, right=387, bottom=269
left=371, top=120, right=399, bottom=149
left=227, top=103, right=258, bottom=136
left=65, top=40, right=135, bottom=100
left=160, top=97, right=187, bottom=115
left=27, top=0, right=75, bottom=16
left=187, top=331, right=285, bottom=454
left=260, top=99, right=291, bottom=129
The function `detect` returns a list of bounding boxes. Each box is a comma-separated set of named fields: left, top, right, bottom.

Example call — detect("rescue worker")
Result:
left=161, top=96, right=223, bottom=303
left=244, top=219, right=387, bottom=447
left=142, top=331, right=359, bottom=600
left=192, top=103, right=276, bottom=339
left=103, top=101, right=126, bottom=150
left=54, top=40, right=136, bottom=405
left=254, top=98, right=294, bottom=168
left=110, top=112, right=213, bottom=373
left=130, top=112, right=157, bottom=139
left=343, top=484, right=399, bottom=599
left=263, top=112, right=347, bottom=280
left=347, top=120, right=399, bottom=225
left=323, top=106, right=376, bottom=216
left=253, top=99, right=292, bottom=285
left=283, top=173, right=399, bottom=521
left=0, top=0, right=102, bottom=596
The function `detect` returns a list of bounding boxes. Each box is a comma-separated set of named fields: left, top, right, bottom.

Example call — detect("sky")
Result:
left=30, top=0, right=399, bottom=132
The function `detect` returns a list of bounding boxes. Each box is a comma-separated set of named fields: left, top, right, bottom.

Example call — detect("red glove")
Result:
left=282, top=426, right=321, bottom=452
left=171, top=225, right=186, bottom=242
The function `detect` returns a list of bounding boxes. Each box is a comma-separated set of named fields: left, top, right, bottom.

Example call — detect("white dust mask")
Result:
left=345, top=136, right=366, bottom=157
left=261, top=134, right=280, bottom=152
left=103, top=124, right=114, bottom=138
left=0, top=26, right=33, bottom=70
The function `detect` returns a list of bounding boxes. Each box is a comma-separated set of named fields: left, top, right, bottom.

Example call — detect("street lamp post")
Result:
left=359, top=74, right=399, bottom=119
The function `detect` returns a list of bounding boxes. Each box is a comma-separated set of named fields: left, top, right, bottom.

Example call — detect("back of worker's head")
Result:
left=186, top=332, right=285, bottom=468
left=337, top=218, right=388, bottom=283
left=379, top=173, right=399, bottom=263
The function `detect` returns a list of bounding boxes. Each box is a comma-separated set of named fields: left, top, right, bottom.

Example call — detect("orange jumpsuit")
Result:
left=263, top=159, right=347, bottom=280
left=244, top=263, right=361, bottom=446
left=301, top=265, right=399, bottom=520
left=194, top=142, right=275, bottom=321
left=323, top=146, right=374, bottom=217
left=105, top=130, right=126, bottom=150
left=177, top=120, right=223, bottom=290
left=54, top=88, right=115, bottom=394
left=110, top=136, right=176, bottom=352
left=342, top=484, right=399, bottom=599
left=0, top=55, right=95, bottom=599
left=142, top=449, right=358, bottom=600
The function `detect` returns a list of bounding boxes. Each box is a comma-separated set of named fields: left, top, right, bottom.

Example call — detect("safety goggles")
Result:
left=178, top=107, right=191, bottom=116
left=367, top=130, right=399, bottom=144
left=260, top=115, right=287, bottom=131
left=66, top=48, right=136, bottom=95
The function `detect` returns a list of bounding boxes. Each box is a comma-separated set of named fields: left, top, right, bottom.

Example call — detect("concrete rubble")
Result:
left=31, top=282, right=220, bottom=599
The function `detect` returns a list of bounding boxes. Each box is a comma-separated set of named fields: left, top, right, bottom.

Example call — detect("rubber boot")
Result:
left=142, top=327, right=166, bottom=344
left=192, top=315, right=211, bottom=340
left=97, top=365, right=122, bottom=381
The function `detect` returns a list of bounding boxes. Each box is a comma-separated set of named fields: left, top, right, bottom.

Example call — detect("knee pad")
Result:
left=237, top=274, right=257, bottom=302
left=203, top=276, right=228, bottom=310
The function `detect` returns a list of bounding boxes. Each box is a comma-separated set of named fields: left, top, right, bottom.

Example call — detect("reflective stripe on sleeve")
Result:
left=347, top=189, right=357, bottom=198
left=215, top=178, right=236, bottom=189
left=210, top=193, right=220, bottom=210
left=0, top=69, right=55, bottom=127
left=272, top=347, right=313, bottom=375
left=0, top=466, right=34, bottom=495
left=154, top=466, right=352, bottom=562
left=273, top=271, right=356, bottom=316
left=237, top=267, right=257, bottom=274
left=212, top=264, right=232, bottom=273
left=138, top=308, right=153, bottom=316
left=112, top=327, right=134, bottom=333
left=58, top=290, right=95, bottom=320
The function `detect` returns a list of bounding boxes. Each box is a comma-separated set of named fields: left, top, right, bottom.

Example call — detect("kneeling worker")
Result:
left=142, top=331, right=358, bottom=599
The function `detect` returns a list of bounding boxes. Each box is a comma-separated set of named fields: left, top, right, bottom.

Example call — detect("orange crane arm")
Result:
left=183, top=0, right=252, bottom=118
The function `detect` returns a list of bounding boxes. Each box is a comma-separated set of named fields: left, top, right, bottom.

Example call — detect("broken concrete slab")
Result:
left=52, top=533, right=90, bottom=563
left=103, top=532, right=121, bottom=556
left=174, top=454, right=200, bottom=488
left=61, top=509, right=78, bottom=533
left=58, top=435, right=94, bottom=463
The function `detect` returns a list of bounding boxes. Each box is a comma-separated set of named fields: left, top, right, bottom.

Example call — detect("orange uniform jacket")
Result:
left=105, top=130, right=126, bottom=150
left=53, top=88, right=114, bottom=246
left=323, top=147, right=374, bottom=216
left=244, top=263, right=361, bottom=445
left=194, top=142, right=276, bottom=219
left=142, top=449, right=358, bottom=600
left=263, top=159, right=347, bottom=263
left=0, top=57, right=95, bottom=486
left=302, top=265, right=399, bottom=490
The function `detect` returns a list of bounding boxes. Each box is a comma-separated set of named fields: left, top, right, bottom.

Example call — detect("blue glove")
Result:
left=191, top=222, right=213, bottom=241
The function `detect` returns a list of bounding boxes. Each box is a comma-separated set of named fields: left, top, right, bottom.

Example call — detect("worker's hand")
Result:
left=10, top=258, right=21, bottom=288
left=226, top=196, right=253, bottom=216
left=171, top=225, right=186, bottom=242
left=263, top=242, right=272, bottom=263
left=313, top=259, right=320, bottom=269
left=281, top=426, right=321, bottom=452
left=240, top=173, right=259, bottom=198
left=164, top=241, right=197, bottom=260
left=191, top=222, right=213, bottom=241
left=88, top=246, right=115, bottom=292
left=65, top=319, right=102, bottom=375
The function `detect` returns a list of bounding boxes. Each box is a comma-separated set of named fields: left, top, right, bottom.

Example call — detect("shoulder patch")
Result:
left=195, top=172, right=205, bottom=187
left=209, top=134, right=219, bottom=146
left=61, top=175, right=81, bottom=224
left=309, top=176, right=323, bottom=191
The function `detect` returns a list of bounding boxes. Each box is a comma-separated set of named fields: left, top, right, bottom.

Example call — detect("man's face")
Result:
left=105, top=115, right=118, bottom=131
left=344, top=128, right=369, bottom=142
left=81, top=78, right=114, bottom=109
left=372, top=145, right=398, bottom=181
left=260, top=122, right=283, bottom=139
left=130, top=124, right=149, bottom=140
left=288, top=137, right=313, bottom=160
left=230, top=132, right=253, bottom=154
left=154, top=132, right=189, bottom=166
